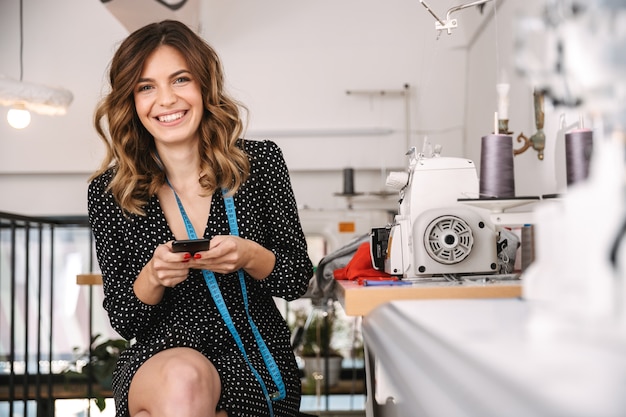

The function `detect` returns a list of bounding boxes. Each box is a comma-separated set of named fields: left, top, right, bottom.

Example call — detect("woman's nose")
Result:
left=158, top=86, right=177, bottom=106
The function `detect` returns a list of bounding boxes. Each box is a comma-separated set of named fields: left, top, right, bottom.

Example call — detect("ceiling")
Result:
left=101, top=0, right=500, bottom=45
left=102, top=0, right=201, bottom=32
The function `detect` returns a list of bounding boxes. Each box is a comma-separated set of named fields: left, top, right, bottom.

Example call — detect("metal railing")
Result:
left=0, top=211, right=97, bottom=417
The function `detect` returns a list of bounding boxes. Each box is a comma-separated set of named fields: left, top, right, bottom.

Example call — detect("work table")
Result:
left=335, top=277, right=522, bottom=316
left=362, top=298, right=626, bottom=417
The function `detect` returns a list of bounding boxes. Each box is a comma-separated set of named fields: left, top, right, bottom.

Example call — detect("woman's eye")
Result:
left=137, top=84, right=152, bottom=92
left=174, top=77, right=190, bottom=84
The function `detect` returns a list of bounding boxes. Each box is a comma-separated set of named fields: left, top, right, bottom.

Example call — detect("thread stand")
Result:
left=513, top=90, right=546, bottom=160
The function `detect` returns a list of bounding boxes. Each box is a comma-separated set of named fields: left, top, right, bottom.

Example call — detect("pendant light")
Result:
left=1, top=0, right=73, bottom=129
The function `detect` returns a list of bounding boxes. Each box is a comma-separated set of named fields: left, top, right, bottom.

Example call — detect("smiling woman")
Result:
left=88, top=20, right=314, bottom=417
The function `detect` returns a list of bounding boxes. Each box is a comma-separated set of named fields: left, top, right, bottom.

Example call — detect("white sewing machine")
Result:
left=371, top=147, right=499, bottom=278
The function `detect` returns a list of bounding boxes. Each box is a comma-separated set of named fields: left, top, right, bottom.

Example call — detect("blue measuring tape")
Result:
left=168, top=183, right=286, bottom=415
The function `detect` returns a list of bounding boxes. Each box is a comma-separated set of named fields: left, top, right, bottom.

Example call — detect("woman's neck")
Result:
left=157, top=144, right=202, bottom=191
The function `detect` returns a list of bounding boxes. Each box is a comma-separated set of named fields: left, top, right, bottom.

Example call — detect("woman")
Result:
left=88, top=20, right=313, bottom=417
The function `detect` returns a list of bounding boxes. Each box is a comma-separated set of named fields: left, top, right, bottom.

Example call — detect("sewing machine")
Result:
left=371, top=147, right=499, bottom=279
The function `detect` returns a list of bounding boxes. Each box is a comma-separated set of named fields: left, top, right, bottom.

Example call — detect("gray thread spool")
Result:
left=565, top=129, right=593, bottom=186
left=521, top=224, right=535, bottom=272
left=343, top=167, right=355, bottom=195
left=479, top=134, right=515, bottom=198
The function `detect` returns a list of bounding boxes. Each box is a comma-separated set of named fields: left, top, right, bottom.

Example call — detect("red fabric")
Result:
left=333, top=242, right=395, bottom=284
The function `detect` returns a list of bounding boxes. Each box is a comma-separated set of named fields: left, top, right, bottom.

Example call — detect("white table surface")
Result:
left=362, top=298, right=626, bottom=417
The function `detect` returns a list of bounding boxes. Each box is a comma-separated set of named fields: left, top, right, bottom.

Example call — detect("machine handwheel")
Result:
left=424, top=215, right=474, bottom=264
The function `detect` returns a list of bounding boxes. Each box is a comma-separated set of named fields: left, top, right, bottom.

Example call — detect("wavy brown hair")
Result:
left=92, top=20, right=250, bottom=215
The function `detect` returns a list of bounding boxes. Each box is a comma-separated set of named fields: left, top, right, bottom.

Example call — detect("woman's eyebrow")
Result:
left=137, top=69, right=191, bottom=84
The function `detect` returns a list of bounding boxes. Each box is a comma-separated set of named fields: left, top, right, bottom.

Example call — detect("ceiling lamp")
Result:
left=2, top=0, right=73, bottom=129
left=0, top=76, right=73, bottom=116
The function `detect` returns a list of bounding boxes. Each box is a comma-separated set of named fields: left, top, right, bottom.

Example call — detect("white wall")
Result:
left=0, top=0, right=565, bottom=216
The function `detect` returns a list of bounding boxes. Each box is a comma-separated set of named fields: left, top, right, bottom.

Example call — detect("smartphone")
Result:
left=172, top=238, right=210, bottom=254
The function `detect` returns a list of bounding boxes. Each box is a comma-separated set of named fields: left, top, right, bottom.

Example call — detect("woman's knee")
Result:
left=159, top=349, right=217, bottom=388
left=129, top=347, right=222, bottom=416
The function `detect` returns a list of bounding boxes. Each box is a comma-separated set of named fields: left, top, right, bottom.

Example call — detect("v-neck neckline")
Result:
left=155, top=187, right=215, bottom=241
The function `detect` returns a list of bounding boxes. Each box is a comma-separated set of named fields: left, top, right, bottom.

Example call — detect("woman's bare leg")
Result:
left=128, top=347, right=227, bottom=417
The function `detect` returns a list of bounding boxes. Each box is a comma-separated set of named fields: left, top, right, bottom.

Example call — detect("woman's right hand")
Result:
left=133, top=242, right=192, bottom=304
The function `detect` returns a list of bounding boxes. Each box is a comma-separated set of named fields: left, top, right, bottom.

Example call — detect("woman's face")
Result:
left=134, top=45, right=204, bottom=147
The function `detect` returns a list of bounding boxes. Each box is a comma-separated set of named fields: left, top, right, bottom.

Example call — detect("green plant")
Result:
left=294, top=307, right=343, bottom=358
left=63, top=334, right=128, bottom=411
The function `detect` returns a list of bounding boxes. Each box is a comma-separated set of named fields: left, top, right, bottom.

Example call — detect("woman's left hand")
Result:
left=187, top=235, right=276, bottom=280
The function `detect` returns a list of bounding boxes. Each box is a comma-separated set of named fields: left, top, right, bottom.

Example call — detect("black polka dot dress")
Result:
left=87, top=139, right=313, bottom=417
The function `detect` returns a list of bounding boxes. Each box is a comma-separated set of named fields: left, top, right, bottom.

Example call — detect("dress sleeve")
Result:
left=87, top=172, right=160, bottom=341
left=252, top=140, right=314, bottom=300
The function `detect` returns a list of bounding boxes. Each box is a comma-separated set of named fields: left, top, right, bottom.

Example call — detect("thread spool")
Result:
left=521, top=224, right=535, bottom=272
left=342, top=167, right=355, bottom=195
left=479, top=134, right=515, bottom=198
left=565, top=129, right=593, bottom=186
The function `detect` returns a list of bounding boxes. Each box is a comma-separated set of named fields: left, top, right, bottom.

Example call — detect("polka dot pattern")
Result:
left=87, top=139, right=313, bottom=417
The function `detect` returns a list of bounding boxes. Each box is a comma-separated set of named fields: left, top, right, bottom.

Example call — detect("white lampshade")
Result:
left=0, top=76, right=73, bottom=116
left=7, top=105, right=31, bottom=129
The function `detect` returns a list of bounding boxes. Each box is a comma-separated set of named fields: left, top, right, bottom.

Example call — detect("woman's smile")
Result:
left=156, top=110, right=188, bottom=124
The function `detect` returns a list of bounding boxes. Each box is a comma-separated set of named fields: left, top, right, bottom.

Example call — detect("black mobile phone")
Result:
left=172, top=238, right=210, bottom=254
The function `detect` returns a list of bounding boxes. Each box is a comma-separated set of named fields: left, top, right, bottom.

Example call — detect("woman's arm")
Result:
left=252, top=140, right=314, bottom=300
left=88, top=172, right=163, bottom=340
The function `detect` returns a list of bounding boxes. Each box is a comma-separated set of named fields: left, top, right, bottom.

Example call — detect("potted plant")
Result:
left=292, top=304, right=344, bottom=389
left=63, top=334, right=128, bottom=411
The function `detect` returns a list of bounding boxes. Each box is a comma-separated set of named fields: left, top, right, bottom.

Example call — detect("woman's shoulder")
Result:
left=238, top=138, right=282, bottom=160
left=88, top=167, right=115, bottom=195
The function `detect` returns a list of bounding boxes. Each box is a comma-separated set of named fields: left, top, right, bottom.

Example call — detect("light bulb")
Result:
left=7, top=106, right=31, bottom=129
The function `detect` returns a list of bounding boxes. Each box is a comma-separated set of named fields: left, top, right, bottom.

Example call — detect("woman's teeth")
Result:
left=158, top=112, right=184, bottom=123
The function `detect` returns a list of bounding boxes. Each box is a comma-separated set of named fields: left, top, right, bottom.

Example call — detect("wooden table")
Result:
left=76, top=273, right=103, bottom=285
left=335, top=278, right=522, bottom=316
